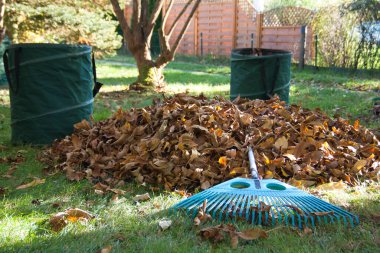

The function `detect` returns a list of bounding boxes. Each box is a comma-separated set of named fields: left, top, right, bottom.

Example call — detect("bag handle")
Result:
left=91, top=51, right=103, bottom=97
left=3, top=47, right=22, bottom=94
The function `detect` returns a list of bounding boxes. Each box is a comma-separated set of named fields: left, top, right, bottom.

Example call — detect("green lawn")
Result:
left=0, top=55, right=379, bottom=252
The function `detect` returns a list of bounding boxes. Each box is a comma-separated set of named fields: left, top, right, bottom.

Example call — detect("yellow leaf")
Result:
left=215, top=128, right=223, bottom=137
left=218, top=156, right=227, bottom=167
left=281, top=168, right=290, bottom=177
left=67, top=216, right=79, bottom=222
left=229, top=167, right=246, bottom=176
left=353, top=119, right=360, bottom=130
left=353, top=160, right=367, bottom=171
left=16, top=178, right=45, bottom=190
left=264, top=170, right=273, bottom=179
left=262, top=153, right=271, bottom=165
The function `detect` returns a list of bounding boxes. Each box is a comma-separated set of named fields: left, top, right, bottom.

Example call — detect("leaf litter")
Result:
left=49, top=208, right=95, bottom=232
left=40, top=94, right=379, bottom=191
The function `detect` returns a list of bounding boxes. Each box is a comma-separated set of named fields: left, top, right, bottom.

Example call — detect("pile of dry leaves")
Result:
left=40, top=94, right=379, bottom=191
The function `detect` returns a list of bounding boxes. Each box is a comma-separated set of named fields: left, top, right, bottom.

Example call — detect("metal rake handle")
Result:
left=248, top=146, right=259, bottom=180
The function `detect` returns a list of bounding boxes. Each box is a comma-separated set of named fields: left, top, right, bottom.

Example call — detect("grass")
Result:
left=0, top=55, right=380, bottom=252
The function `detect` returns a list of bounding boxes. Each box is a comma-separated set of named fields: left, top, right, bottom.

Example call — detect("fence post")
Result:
left=194, top=8, right=199, bottom=55
left=200, top=32, right=203, bottom=56
left=298, top=25, right=306, bottom=70
left=255, top=13, right=263, bottom=48
left=314, top=34, right=318, bottom=70
left=251, top=33, right=254, bottom=49
left=232, top=0, right=238, bottom=49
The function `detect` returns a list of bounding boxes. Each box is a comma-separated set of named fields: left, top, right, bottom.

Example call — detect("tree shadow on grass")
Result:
left=98, top=71, right=229, bottom=87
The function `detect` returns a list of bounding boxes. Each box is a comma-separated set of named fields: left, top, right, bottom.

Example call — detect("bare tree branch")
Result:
left=146, top=0, right=166, bottom=37
left=132, top=0, right=142, bottom=32
left=141, top=0, right=149, bottom=27
left=110, top=0, right=132, bottom=38
left=171, top=0, right=201, bottom=54
left=167, top=0, right=192, bottom=38
left=162, top=0, right=174, bottom=30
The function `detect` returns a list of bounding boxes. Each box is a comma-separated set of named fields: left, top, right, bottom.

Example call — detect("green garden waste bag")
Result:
left=3, top=44, right=101, bottom=145
left=230, top=48, right=292, bottom=103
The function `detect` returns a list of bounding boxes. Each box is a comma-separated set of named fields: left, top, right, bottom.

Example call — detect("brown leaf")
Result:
left=16, top=178, right=45, bottom=190
left=65, top=208, right=95, bottom=220
left=97, top=245, right=112, bottom=253
left=236, top=228, right=268, bottom=240
left=49, top=212, right=68, bottom=232
left=2, top=165, right=17, bottom=178
left=71, top=135, right=82, bottom=150
left=49, top=208, right=95, bottom=232
left=283, top=205, right=305, bottom=216
left=353, top=160, right=367, bottom=172
left=200, top=181, right=211, bottom=190
left=74, top=119, right=91, bottom=130
left=133, top=193, right=150, bottom=202
left=199, top=226, right=225, bottom=243
left=310, top=211, right=334, bottom=216
left=274, top=136, right=288, bottom=151
left=230, top=233, right=239, bottom=249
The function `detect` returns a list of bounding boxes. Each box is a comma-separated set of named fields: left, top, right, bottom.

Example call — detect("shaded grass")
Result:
left=0, top=57, right=379, bottom=252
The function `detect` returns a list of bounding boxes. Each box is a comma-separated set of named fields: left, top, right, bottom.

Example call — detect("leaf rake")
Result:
left=170, top=147, right=359, bottom=229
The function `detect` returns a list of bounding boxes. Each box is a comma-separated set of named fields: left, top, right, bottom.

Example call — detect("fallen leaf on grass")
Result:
left=2, top=165, right=17, bottom=178
left=236, top=228, right=268, bottom=240
left=194, top=200, right=212, bottom=226
left=49, top=208, right=95, bottom=232
left=31, top=199, right=41, bottom=205
left=199, top=224, right=268, bottom=248
left=158, top=220, right=172, bottom=231
left=174, top=189, right=192, bottom=198
left=97, top=245, right=112, bottom=253
left=133, top=193, right=150, bottom=202
left=16, top=178, right=45, bottom=190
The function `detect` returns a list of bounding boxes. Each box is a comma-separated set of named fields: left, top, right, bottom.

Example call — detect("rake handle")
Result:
left=248, top=147, right=259, bottom=179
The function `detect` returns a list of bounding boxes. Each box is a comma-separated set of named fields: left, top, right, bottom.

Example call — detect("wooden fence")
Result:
left=163, top=0, right=315, bottom=62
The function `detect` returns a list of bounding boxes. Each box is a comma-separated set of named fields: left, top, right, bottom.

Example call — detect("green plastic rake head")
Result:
left=170, top=148, right=359, bottom=229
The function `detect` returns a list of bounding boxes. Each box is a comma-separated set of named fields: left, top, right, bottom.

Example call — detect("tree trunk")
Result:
left=132, top=58, right=165, bottom=91
left=0, top=0, right=6, bottom=44
left=110, top=0, right=201, bottom=92
left=129, top=43, right=165, bottom=92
